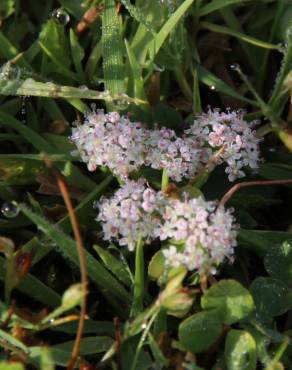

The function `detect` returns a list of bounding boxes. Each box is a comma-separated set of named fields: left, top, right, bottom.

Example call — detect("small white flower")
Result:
left=160, top=195, right=237, bottom=275
left=95, top=179, right=165, bottom=250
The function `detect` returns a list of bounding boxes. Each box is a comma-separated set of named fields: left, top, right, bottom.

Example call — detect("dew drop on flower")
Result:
left=1, top=201, right=19, bottom=218
left=51, top=8, right=70, bottom=26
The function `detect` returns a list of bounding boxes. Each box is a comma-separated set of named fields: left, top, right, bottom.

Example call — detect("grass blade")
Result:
left=201, top=21, right=281, bottom=50
left=148, top=0, right=195, bottom=61
left=198, top=0, right=251, bottom=17
left=102, top=0, right=126, bottom=95
left=130, top=237, right=145, bottom=317
left=17, top=203, right=131, bottom=304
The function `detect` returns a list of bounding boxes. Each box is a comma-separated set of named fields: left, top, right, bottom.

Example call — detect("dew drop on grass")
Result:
left=51, top=8, right=70, bottom=26
left=230, top=63, right=240, bottom=71
left=1, top=201, right=19, bottom=218
left=153, top=63, right=165, bottom=72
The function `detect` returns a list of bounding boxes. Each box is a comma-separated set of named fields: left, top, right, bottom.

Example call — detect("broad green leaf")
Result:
left=264, top=241, right=292, bottom=285
left=201, top=22, right=281, bottom=50
left=250, top=277, right=292, bottom=319
left=17, top=203, right=131, bottom=304
left=178, top=310, right=223, bottom=353
left=148, top=250, right=165, bottom=280
left=201, top=279, right=255, bottom=325
left=225, top=330, right=257, bottom=370
left=198, top=0, right=251, bottom=17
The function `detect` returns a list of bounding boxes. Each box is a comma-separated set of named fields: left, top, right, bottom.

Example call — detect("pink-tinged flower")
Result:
left=145, top=128, right=202, bottom=182
left=160, top=195, right=237, bottom=275
left=185, top=108, right=261, bottom=181
left=95, top=179, right=165, bottom=251
left=70, top=109, right=147, bottom=178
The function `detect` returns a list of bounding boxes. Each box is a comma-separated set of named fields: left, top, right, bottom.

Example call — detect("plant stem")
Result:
left=45, top=161, right=88, bottom=370
left=161, top=168, right=169, bottom=191
left=220, top=179, right=292, bottom=207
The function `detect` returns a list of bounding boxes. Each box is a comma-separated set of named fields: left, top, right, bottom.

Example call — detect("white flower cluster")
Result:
left=96, top=180, right=237, bottom=275
left=161, top=196, right=237, bottom=275
left=95, top=179, right=165, bottom=251
left=144, top=127, right=201, bottom=182
left=70, top=110, right=146, bottom=178
left=71, top=109, right=261, bottom=182
left=185, top=109, right=261, bottom=181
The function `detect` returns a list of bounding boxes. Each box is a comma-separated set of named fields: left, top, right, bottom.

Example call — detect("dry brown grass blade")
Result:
left=220, top=179, right=292, bottom=208
left=45, top=160, right=88, bottom=370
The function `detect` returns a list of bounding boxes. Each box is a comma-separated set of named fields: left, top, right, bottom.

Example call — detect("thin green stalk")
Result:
left=130, top=236, right=145, bottom=317
left=130, top=310, right=159, bottom=370
left=161, top=168, right=169, bottom=191
left=264, top=337, right=289, bottom=370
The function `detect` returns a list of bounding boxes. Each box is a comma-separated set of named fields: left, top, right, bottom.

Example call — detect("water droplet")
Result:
left=141, top=322, right=147, bottom=329
left=230, top=63, right=240, bottom=71
left=1, top=202, right=19, bottom=218
left=51, top=8, right=70, bottom=26
left=153, top=63, right=165, bottom=72
left=49, top=319, right=55, bottom=324
left=210, top=85, right=216, bottom=91
left=78, top=85, right=89, bottom=91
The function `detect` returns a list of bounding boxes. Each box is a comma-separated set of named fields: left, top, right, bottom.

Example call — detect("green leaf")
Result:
left=201, top=279, right=255, bottom=325
left=0, top=327, right=29, bottom=354
left=264, top=241, right=292, bottom=285
left=195, top=64, right=257, bottom=105
left=102, top=0, right=125, bottom=96
left=250, top=277, right=292, bottom=319
left=201, top=22, right=281, bottom=50
left=17, top=203, right=132, bottom=305
left=0, top=363, right=24, bottom=370
left=30, top=337, right=114, bottom=366
left=93, top=244, right=132, bottom=287
left=69, top=29, right=85, bottom=78
left=39, top=20, right=72, bottom=75
left=178, top=310, right=223, bottom=353
left=225, top=330, right=257, bottom=370
left=148, top=0, right=195, bottom=61
left=130, top=236, right=145, bottom=317
left=198, top=0, right=251, bottom=17
left=0, top=0, right=15, bottom=21
left=0, top=256, right=61, bottom=308
left=148, top=250, right=165, bottom=280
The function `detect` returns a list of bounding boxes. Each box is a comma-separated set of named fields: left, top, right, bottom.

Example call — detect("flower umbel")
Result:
left=160, top=196, right=237, bottom=275
left=70, top=110, right=146, bottom=178
left=95, top=179, right=165, bottom=251
left=185, top=109, right=261, bottom=181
